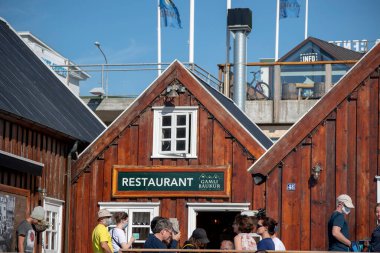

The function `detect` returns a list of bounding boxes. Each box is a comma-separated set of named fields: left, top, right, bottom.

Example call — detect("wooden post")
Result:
left=325, top=63, right=332, bottom=93
left=273, top=64, right=281, bottom=123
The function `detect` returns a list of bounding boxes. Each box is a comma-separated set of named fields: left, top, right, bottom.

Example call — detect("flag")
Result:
left=159, top=0, right=182, bottom=28
left=280, top=0, right=300, bottom=19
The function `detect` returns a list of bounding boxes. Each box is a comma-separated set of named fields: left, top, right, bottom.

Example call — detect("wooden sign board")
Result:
left=112, top=165, right=231, bottom=198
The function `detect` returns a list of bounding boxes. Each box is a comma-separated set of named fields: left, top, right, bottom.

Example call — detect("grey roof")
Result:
left=279, top=36, right=364, bottom=62
left=0, top=19, right=105, bottom=143
left=192, top=74, right=273, bottom=150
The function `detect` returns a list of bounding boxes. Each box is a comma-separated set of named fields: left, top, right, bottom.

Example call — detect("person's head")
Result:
left=220, top=240, right=234, bottom=250
left=257, top=217, right=276, bottom=238
left=151, top=216, right=165, bottom=231
left=189, top=228, right=210, bottom=249
left=30, top=206, right=45, bottom=225
left=113, top=212, right=129, bottom=228
left=232, top=214, right=253, bottom=234
left=336, top=194, right=355, bottom=215
left=153, top=218, right=173, bottom=241
left=375, top=203, right=380, bottom=222
left=266, top=218, right=278, bottom=236
left=98, top=209, right=112, bottom=227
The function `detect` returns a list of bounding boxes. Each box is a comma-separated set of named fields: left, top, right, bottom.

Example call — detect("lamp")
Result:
left=165, top=81, right=186, bottom=98
left=36, top=187, right=47, bottom=199
left=311, top=164, right=323, bottom=180
left=94, top=41, right=108, bottom=98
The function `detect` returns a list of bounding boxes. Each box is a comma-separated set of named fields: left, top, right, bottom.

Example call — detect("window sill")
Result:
left=151, top=154, right=198, bottom=159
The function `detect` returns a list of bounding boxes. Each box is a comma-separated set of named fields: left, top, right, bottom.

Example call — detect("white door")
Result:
left=43, top=198, right=64, bottom=253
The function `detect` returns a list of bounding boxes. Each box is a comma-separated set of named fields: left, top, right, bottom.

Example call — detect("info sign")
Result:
left=112, top=165, right=231, bottom=198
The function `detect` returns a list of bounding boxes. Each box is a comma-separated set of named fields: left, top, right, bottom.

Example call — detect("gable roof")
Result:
left=72, top=60, right=272, bottom=181
left=248, top=43, right=380, bottom=179
left=192, top=75, right=272, bottom=149
left=279, top=36, right=364, bottom=62
left=0, top=18, right=105, bottom=143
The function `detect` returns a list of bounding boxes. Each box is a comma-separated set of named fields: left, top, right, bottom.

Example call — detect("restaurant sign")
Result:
left=112, top=165, right=231, bottom=198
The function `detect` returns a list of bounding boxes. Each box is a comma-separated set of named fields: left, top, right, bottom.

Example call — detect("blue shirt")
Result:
left=370, top=225, right=380, bottom=252
left=328, top=211, right=349, bottom=251
left=143, top=234, right=178, bottom=253
left=257, top=238, right=275, bottom=251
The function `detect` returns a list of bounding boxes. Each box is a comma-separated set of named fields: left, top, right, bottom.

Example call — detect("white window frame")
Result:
left=98, top=202, right=160, bottom=244
left=152, top=106, right=198, bottom=159
left=42, top=197, right=64, bottom=253
left=187, top=202, right=250, bottom=238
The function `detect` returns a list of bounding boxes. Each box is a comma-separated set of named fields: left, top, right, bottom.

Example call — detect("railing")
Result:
left=55, top=62, right=223, bottom=97
left=217, top=60, right=359, bottom=100
left=120, top=249, right=331, bottom=253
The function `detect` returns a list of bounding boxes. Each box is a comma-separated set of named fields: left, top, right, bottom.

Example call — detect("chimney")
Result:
left=228, top=8, right=252, bottom=111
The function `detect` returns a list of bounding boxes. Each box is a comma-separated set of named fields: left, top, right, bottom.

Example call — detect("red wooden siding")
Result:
left=70, top=89, right=258, bottom=252
left=261, top=70, right=380, bottom=250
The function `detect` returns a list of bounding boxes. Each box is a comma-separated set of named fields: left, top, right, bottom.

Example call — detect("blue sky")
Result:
left=1, top=0, right=379, bottom=96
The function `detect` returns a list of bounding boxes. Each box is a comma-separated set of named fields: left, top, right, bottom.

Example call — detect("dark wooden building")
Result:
left=70, top=61, right=273, bottom=252
left=248, top=43, right=380, bottom=250
left=0, top=18, right=105, bottom=252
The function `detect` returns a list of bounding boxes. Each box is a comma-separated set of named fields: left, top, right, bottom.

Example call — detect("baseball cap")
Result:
left=98, top=209, right=112, bottom=219
left=30, top=206, right=45, bottom=221
left=191, top=228, right=210, bottom=243
left=337, top=194, right=355, bottom=208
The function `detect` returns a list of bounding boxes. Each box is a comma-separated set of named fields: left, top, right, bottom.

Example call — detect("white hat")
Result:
left=30, top=206, right=45, bottom=220
left=337, top=194, right=355, bottom=208
left=98, top=209, right=112, bottom=219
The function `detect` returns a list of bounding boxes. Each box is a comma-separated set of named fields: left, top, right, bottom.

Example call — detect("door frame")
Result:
left=187, top=202, right=250, bottom=237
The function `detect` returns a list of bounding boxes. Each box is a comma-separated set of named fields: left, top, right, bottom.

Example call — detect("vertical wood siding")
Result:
left=70, top=91, right=258, bottom=252
left=263, top=72, right=380, bottom=250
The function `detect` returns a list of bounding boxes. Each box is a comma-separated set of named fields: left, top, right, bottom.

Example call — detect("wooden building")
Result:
left=0, top=18, right=105, bottom=252
left=70, top=61, right=273, bottom=252
left=248, top=43, right=380, bottom=250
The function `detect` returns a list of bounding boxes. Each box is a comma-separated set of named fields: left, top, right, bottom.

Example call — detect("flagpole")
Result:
left=226, top=0, right=231, bottom=64
left=157, top=0, right=162, bottom=75
left=189, top=0, right=194, bottom=64
left=275, top=0, right=280, bottom=61
left=304, top=0, right=309, bottom=39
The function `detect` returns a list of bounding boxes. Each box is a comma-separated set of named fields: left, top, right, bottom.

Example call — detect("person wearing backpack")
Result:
left=111, top=212, right=135, bottom=253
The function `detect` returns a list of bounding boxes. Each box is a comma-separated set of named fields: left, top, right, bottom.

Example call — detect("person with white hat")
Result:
left=16, top=205, right=45, bottom=253
left=328, top=194, right=355, bottom=251
left=92, top=209, right=114, bottom=253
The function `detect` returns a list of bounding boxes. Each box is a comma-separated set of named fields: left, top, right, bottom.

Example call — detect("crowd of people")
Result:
left=90, top=194, right=380, bottom=253
left=91, top=209, right=284, bottom=253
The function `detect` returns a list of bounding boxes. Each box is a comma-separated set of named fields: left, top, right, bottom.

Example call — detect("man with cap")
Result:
left=328, top=194, right=355, bottom=251
left=92, top=209, right=113, bottom=253
left=16, top=205, right=45, bottom=253
left=182, top=228, right=210, bottom=249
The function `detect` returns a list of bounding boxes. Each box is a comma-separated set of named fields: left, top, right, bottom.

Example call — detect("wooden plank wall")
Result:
left=0, top=117, right=69, bottom=204
left=70, top=91, right=257, bottom=253
left=264, top=70, right=380, bottom=250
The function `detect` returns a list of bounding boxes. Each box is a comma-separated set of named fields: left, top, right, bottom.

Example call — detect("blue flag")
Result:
left=280, top=0, right=300, bottom=19
left=160, top=0, right=182, bottom=28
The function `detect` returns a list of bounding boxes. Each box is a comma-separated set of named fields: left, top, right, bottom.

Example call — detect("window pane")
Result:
left=176, top=128, right=186, bottom=138
left=132, top=212, right=151, bottom=225
left=52, top=213, right=57, bottom=230
left=177, top=140, right=186, bottom=151
left=162, top=141, right=171, bottom=151
left=162, top=116, right=171, bottom=126
left=177, top=115, right=186, bottom=126
left=162, top=128, right=171, bottom=139
left=52, top=232, right=56, bottom=250
left=132, top=227, right=150, bottom=240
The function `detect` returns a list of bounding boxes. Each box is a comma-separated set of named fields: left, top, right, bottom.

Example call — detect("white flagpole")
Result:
left=157, top=0, right=162, bottom=76
left=189, top=0, right=194, bottom=64
left=226, top=0, right=231, bottom=65
left=305, top=0, right=309, bottom=39
left=275, top=0, right=280, bottom=61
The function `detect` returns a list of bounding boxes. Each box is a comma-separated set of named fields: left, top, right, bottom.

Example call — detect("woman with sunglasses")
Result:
left=256, top=217, right=275, bottom=251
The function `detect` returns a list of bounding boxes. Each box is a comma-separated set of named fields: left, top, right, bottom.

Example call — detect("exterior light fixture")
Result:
left=36, top=187, right=47, bottom=199
left=166, top=80, right=186, bottom=98
left=311, top=164, right=323, bottom=180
